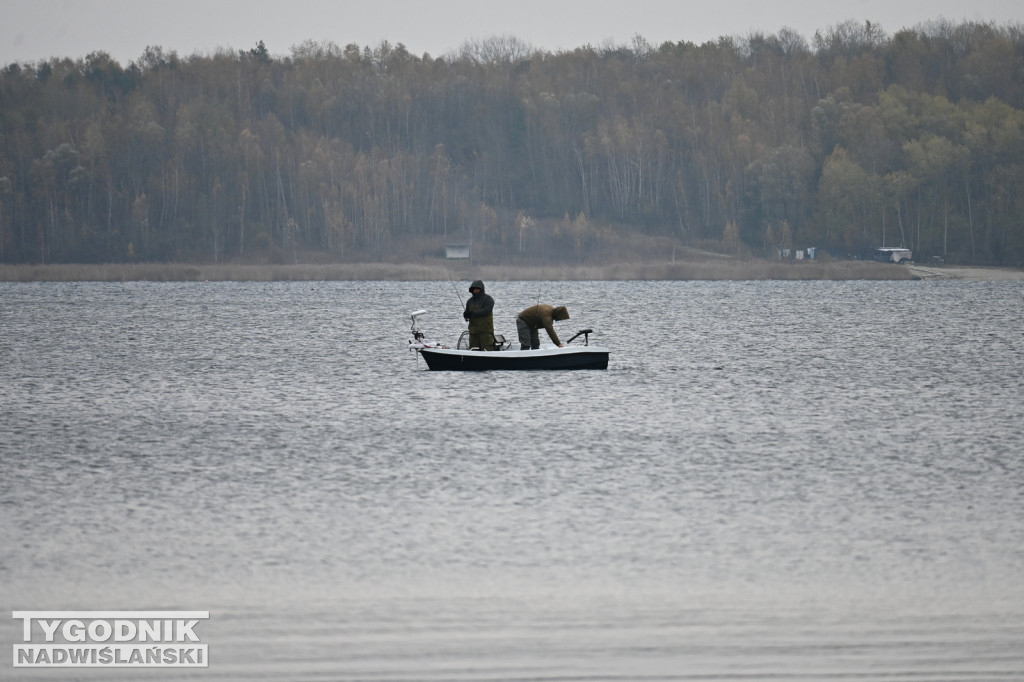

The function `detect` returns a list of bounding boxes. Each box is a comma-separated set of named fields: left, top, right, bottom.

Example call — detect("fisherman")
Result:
left=463, top=280, right=495, bottom=350
left=516, top=304, right=569, bottom=350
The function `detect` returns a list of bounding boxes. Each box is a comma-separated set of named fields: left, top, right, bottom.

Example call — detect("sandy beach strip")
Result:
left=1, top=260, right=1020, bottom=282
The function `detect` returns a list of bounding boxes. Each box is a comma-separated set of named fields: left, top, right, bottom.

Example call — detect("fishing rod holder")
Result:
left=566, top=329, right=593, bottom=346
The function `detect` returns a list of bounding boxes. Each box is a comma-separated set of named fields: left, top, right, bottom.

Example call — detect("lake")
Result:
left=2, top=279, right=1023, bottom=680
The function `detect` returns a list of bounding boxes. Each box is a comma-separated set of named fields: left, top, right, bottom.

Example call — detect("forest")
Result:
left=1, top=19, right=1023, bottom=266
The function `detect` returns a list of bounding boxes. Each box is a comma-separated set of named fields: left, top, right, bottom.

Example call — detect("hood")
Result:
left=552, top=306, right=569, bottom=321
left=469, top=280, right=486, bottom=293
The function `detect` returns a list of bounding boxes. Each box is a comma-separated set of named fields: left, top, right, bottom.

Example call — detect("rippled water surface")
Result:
left=2, top=280, right=1023, bottom=680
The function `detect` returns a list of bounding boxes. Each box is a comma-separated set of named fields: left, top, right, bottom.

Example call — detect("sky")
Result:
left=2, top=0, right=1022, bottom=66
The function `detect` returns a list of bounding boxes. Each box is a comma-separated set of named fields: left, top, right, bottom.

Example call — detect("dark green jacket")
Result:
left=465, top=280, right=494, bottom=334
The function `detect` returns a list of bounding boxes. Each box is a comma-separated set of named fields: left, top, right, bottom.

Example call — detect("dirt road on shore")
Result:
left=907, top=264, right=1024, bottom=281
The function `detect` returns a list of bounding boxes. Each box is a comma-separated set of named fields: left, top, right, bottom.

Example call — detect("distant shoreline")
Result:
left=1, top=260, right=1021, bottom=282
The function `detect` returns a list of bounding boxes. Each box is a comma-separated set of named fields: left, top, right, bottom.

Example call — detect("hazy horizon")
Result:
left=2, top=0, right=1022, bottom=66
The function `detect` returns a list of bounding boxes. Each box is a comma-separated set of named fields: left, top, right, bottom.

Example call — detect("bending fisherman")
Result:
left=516, top=304, right=569, bottom=350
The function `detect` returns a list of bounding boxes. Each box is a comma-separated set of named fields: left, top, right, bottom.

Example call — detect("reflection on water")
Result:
left=2, top=280, right=1023, bottom=680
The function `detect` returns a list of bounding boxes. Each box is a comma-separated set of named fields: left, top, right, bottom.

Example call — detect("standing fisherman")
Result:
left=463, top=280, right=495, bottom=350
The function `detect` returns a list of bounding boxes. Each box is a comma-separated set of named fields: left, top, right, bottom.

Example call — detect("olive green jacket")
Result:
left=517, top=304, right=569, bottom=346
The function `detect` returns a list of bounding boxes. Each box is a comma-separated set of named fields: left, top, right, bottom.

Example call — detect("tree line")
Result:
left=1, top=20, right=1023, bottom=265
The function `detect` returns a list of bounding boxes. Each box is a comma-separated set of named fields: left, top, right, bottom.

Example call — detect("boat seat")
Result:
left=459, top=331, right=511, bottom=351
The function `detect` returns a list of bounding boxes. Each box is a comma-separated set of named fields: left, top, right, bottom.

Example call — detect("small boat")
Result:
left=408, top=310, right=609, bottom=371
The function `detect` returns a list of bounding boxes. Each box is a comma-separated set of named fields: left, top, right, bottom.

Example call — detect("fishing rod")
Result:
left=448, top=272, right=475, bottom=350
left=447, top=272, right=466, bottom=313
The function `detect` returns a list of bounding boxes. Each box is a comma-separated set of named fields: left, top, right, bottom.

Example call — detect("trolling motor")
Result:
left=408, top=310, right=449, bottom=352
left=409, top=310, right=427, bottom=343
left=565, top=329, right=593, bottom=346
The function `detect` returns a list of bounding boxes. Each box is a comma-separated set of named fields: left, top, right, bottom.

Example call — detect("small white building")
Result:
left=445, top=243, right=470, bottom=259
left=875, top=247, right=912, bottom=263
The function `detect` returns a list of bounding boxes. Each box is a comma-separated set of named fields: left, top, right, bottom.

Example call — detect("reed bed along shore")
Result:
left=0, top=259, right=935, bottom=282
